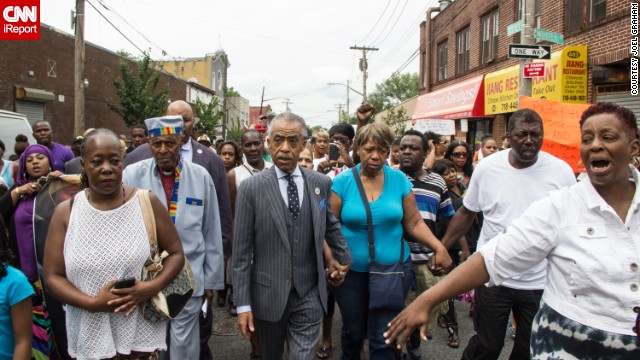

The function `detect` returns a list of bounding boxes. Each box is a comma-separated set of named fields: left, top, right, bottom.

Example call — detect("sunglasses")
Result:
left=452, top=152, right=468, bottom=158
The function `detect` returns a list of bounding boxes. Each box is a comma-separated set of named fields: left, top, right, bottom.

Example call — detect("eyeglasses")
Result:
left=452, top=152, right=467, bottom=158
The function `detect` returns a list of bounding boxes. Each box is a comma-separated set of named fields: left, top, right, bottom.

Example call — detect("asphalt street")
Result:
left=209, top=299, right=513, bottom=359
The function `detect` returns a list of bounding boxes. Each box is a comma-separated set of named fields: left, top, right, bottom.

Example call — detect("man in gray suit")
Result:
left=232, top=113, right=352, bottom=360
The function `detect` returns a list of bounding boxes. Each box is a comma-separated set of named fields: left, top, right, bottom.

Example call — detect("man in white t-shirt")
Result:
left=440, top=109, right=576, bottom=360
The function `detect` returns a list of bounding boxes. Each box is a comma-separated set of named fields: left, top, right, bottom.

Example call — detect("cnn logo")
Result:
left=0, top=0, right=40, bottom=40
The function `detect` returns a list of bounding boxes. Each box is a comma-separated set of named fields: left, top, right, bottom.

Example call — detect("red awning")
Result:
left=412, top=75, right=485, bottom=120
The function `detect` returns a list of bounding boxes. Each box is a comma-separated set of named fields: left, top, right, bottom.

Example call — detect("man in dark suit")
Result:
left=124, top=100, right=232, bottom=360
left=232, top=112, right=352, bottom=360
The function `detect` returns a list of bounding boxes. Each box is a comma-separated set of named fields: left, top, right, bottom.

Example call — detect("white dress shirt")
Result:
left=480, top=168, right=640, bottom=335
left=274, top=165, right=304, bottom=207
left=180, top=139, right=193, bottom=163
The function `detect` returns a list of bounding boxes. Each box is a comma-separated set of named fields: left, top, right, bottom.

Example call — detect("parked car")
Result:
left=0, top=109, right=36, bottom=160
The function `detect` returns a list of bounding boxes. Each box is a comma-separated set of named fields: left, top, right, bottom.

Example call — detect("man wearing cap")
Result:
left=197, top=135, right=215, bottom=152
left=71, top=136, right=83, bottom=158
left=64, top=128, right=96, bottom=174
left=123, top=115, right=224, bottom=360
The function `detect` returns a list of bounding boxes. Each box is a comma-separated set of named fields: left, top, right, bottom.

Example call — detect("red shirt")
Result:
left=159, top=170, right=175, bottom=208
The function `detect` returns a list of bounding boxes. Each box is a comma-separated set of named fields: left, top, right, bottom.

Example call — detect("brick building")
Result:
left=415, top=0, right=634, bottom=147
left=0, top=24, right=210, bottom=145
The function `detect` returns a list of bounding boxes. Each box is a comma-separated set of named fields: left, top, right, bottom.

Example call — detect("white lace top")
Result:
left=64, top=190, right=166, bottom=360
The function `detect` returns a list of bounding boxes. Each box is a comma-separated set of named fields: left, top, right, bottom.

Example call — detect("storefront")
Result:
left=412, top=75, right=489, bottom=145
left=592, top=64, right=640, bottom=125
left=484, top=45, right=588, bottom=129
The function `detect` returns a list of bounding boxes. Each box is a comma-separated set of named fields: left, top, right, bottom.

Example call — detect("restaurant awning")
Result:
left=412, top=75, right=485, bottom=120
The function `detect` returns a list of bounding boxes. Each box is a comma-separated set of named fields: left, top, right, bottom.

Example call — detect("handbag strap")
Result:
left=138, top=189, right=158, bottom=257
left=351, top=167, right=404, bottom=263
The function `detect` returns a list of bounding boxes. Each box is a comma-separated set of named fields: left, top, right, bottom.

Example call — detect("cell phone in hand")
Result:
left=113, top=277, right=136, bottom=289
left=329, top=143, right=340, bottom=162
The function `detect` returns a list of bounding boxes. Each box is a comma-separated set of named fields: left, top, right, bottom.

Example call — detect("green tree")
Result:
left=195, top=97, right=226, bottom=137
left=367, top=72, right=419, bottom=113
left=226, top=86, right=241, bottom=97
left=380, top=107, right=410, bottom=138
left=226, top=117, right=245, bottom=142
left=106, top=54, right=169, bottom=127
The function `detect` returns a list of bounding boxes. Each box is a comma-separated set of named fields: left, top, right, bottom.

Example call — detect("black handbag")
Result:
left=351, top=168, right=411, bottom=311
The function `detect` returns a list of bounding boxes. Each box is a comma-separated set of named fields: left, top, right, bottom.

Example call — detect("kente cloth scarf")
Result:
left=168, top=158, right=183, bottom=223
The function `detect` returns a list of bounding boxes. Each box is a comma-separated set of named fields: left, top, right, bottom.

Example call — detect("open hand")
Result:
left=384, top=300, right=430, bottom=349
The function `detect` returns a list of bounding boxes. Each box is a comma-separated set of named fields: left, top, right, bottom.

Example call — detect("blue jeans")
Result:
left=333, top=260, right=415, bottom=360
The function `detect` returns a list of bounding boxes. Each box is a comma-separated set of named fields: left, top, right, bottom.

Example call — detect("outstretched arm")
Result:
left=385, top=253, right=489, bottom=347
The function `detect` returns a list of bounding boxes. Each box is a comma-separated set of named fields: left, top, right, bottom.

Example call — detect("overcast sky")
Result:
left=41, top=0, right=436, bottom=128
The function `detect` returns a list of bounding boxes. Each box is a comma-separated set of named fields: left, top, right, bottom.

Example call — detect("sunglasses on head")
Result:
left=452, top=152, right=467, bottom=158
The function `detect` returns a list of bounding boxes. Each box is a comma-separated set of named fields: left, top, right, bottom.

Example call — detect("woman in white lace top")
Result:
left=43, top=129, right=185, bottom=360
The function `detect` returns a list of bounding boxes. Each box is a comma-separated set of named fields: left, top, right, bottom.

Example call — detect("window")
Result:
left=481, top=9, right=499, bottom=64
left=515, top=0, right=541, bottom=42
left=590, top=0, right=606, bottom=21
left=437, top=41, right=448, bottom=81
left=456, top=28, right=470, bottom=74
left=567, top=0, right=606, bottom=31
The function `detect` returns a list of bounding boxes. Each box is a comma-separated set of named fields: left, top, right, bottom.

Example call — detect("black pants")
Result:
left=199, top=299, right=213, bottom=360
left=461, top=285, right=543, bottom=360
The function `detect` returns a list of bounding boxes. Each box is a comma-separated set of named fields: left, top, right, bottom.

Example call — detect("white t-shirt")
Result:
left=463, top=149, right=576, bottom=289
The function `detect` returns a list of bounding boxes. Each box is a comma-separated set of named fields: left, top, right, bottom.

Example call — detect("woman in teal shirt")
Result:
left=329, top=123, right=451, bottom=359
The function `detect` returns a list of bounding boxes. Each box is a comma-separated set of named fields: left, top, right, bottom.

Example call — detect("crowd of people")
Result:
left=1, top=100, right=640, bottom=360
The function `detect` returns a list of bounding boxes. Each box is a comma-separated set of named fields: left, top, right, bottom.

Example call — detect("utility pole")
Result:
left=74, top=0, right=85, bottom=136
left=518, top=0, right=536, bottom=98
left=350, top=45, right=379, bottom=102
left=283, top=99, right=293, bottom=112
left=345, top=79, right=350, bottom=118
left=259, top=86, right=265, bottom=115
left=335, top=104, right=345, bottom=123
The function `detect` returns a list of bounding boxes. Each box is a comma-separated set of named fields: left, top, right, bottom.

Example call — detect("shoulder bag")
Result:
left=138, top=189, right=195, bottom=322
left=351, top=167, right=413, bottom=311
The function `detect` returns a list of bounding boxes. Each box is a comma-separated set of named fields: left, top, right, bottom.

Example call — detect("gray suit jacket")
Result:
left=124, top=139, right=233, bottom=258
left=231, top=166, right=351, bottom=322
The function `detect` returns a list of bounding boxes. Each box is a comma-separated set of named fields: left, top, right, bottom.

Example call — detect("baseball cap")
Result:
left=254, top=123, right=267, bottom=132
left=72, top=136, right=84, bottom=144
left=197, top=135, right=211, bottom=142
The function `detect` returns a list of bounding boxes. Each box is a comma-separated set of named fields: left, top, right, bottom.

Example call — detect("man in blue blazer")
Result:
left=232, top=112, right=352, bottom=360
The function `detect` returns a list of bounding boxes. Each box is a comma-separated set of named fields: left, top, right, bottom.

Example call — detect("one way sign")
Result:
left=508, top=44, right=551, bottom=59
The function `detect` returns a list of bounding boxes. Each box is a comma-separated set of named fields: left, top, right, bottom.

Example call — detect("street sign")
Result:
left=507, top=20, right=522, bottom=36
left=508, top=44, right=551, bottom=59
left=535, top=28, right=565, bottom=44
left=523, top=62, right=546, bottom=77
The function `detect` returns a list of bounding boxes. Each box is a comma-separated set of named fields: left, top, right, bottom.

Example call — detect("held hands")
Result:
left=428, top=249, right=453, bottom=275
left=108, top=279, right=157, bottom=316
left=326, top=259, right=350, bottom=287
left=384, top=299, right=431, bottom=349
left=237, top=311, right=255, bottom=341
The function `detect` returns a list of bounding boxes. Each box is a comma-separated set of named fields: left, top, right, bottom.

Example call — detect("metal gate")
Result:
left=16, top=101, right=44, bottom=125
left=596, top=84, right=640, bottom=127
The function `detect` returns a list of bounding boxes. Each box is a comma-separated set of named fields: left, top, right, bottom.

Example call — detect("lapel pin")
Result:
left=315, top=188, right=320, bottom=195
left=197, top=149, right=203, bottom=154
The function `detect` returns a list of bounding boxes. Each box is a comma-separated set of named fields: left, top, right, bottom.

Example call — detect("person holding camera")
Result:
left=0, top=144, right=64, bottom=358
left=315, top=124, right=356, bottom=179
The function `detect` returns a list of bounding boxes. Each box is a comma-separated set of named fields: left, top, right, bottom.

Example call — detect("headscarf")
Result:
left=17, top=144, right=53, bottom=185
left=13, top=144, right=53, bottom=281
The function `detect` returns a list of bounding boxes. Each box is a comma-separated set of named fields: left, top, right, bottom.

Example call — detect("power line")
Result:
left=372, top=0, right=409, bottom=47
left=85, top=0, right=146, bottom=54
left=96, top=0, right=170, bottom=57
left=368, top=0, right=402, bottom=46
left=357, top=0, right=393, bottom=44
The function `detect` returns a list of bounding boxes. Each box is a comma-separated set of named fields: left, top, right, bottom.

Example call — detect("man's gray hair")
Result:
left=268, top=112, right=308, bottom=138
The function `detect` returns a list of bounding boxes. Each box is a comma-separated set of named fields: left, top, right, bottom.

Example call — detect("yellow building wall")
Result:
left=158, top=58, right=213, bottom=89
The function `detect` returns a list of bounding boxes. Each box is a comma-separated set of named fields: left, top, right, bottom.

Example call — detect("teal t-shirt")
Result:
left=0, top=265, right=34, bottom=360
left=331, top=164, right=412, bottom=272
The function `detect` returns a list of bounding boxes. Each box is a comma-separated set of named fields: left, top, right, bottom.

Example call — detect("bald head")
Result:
left=166, top=100, right=195, bottom=143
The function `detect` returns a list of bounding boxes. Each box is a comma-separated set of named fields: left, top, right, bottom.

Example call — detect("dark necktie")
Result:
left=285, top=174, right=300, bottom=219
